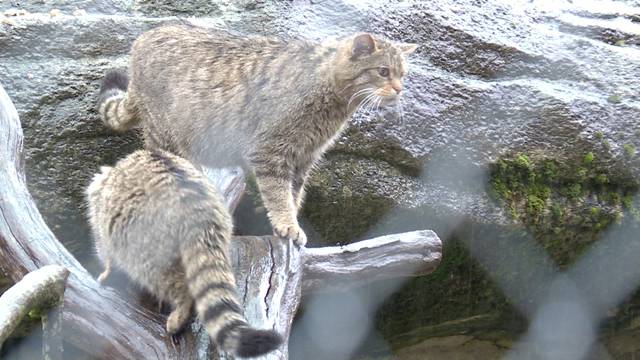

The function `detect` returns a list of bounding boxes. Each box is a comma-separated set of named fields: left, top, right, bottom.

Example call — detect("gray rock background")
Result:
left=2, top=0, right=640, bottom=359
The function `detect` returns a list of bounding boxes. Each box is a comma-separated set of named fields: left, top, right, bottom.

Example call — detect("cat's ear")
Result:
left=351, top=34, right=377, bottom=59
left=398, top=43, right=418, bottom=55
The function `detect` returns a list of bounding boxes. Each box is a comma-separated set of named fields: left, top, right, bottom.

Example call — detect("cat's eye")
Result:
left=378, top=67, right=390, bottom=77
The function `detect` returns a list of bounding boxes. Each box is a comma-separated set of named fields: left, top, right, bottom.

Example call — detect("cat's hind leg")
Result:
left=163, top=265, right=194, bottom=334
left=97, top=259, right=112, bottom=284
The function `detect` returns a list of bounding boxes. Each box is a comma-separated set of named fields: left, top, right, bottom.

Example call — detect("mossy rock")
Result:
left=488, top=152, right=639, bottom=266
left=372, top=151, right=640, bottom=351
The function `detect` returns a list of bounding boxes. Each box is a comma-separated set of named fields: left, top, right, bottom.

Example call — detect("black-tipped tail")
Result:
left=235, top=328, right=283, bottom=358
left=97, top=70, right=128, bottom=108
left=99, top=70, right=129, bottom=95
left=96, top=70, right=140, bottom=131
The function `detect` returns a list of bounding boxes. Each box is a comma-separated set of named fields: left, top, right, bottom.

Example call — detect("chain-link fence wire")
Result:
left=291, top=141, right=638, bottom=360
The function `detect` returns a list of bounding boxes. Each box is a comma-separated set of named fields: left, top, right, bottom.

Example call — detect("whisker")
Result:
left=349, top=88, right=374, bottom=108
left=366, top=95, right=381, bottom=116
left=348, top=88, right=374, bottom=109
left=357, top=93, right=377, bottom=112
left=360, top=93, right=378, bottom=113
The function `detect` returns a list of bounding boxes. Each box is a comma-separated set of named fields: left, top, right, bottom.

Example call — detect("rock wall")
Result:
left=2, top=0, right=640, bottom=358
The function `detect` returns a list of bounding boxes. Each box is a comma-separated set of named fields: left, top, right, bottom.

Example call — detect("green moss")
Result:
left=28, top=308, right=42, bottom=320
left=595, top=131, right=604, bottom=140
left=576, top=168, right=588, bottom=181
left=541, top=160, right=557, bottom=180
left=607, top=94, right=622, bottom=104
left=514, top=154, right=531, bottom=170
left=623, top=143, right=636, bottom=158
left=526, top=194, right=546, bottom=219
left=609, top=191, right=621, bottom=206
left=583, top=152, right=594, bottom=165
left=603, top=140, right=611, bottom=150
left=551, top=204, right=563, bottom=219
left=595, top=173, right=609, bottom=185
left=488, top=152, right=639, bottom=267
left=562, top=183, right=582, bottom=199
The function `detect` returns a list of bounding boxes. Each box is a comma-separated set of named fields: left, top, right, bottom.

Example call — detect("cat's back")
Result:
left=86, top=150, right=226, bottom=248
left=131, top=24, right=282, bottom=65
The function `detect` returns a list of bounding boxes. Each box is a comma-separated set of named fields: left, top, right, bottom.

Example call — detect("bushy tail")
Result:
left=181, top=227, right=283, bottom=358
left=97, top=70, right=139, bottom=131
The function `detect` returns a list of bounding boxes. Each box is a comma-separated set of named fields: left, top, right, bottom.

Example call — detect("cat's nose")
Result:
left=391, top=79, right=402, bottom=94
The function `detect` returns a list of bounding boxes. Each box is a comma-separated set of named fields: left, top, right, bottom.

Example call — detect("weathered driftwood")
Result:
left=225, top=231, right=442, bottom=359
left=0, top=265, right=69, bottom=347
left=41, top=301, right=64, bottom=360
left=302, top=230, right=442, bottom=294
left=0, top=82, right=442, bottom=359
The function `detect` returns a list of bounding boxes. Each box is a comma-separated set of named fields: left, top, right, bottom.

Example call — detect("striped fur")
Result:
left=86, top=150, right=282, bottom=357
left=96, top=71, right=139, bottom=131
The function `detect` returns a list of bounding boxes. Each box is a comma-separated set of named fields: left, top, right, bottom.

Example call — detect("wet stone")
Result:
left=1, top=0, right=639, bottom=356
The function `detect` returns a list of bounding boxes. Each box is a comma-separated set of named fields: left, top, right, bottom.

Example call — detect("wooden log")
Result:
left=42, top=303, right=64, bottom=360
left=0, top=265, right=69, bottom=347
left=225, top=237, right=302, bottom=359
left=301, top=230, right=442, bottom=294
left=226, top=232, right=442, bottom=358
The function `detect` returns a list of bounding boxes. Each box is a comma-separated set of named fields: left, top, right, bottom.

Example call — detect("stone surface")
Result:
left=395, top=334, right=508, bottom=360
left=1, top=0, right=640, bottom=358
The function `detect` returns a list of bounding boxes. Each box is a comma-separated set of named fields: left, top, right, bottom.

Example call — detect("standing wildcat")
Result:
left=97, top=24, right=417, bottom=246
left=86, top=149, right=282, bottom=358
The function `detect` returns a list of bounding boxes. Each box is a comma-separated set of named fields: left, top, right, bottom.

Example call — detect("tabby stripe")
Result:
left=194, top=282, right=235, bottom=301
left=113, top=100, right=121, bottom=125
left=149, top=151, right=190, bottom=179
left=203, top=299, right=243, bottom=323
left=185, top=264, right=226, bottom=283
left=215, top=319, right=246, bottom=346
left=102, top=98, right=116, bottom=120
left=107, top=211, right=122, bottom=236
left=253, top=168, right=289, bottom=179
left=144, top=128, right=165, bottom=151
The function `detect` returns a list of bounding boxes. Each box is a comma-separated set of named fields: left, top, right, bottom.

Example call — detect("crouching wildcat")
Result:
left=86, top=149, right=282, bottom=358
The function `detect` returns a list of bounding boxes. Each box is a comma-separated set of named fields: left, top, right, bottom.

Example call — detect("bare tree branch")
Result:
left=0, top=265, right=69, bottom=346
left=302, top=230, right=442, bottom=294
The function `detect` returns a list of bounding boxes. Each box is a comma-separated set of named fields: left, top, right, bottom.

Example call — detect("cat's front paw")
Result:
left=273, top=222, right=307, bottom=246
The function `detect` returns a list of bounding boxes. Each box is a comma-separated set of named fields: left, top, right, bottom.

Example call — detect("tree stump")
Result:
left=0, top=82, right=442, bottom=359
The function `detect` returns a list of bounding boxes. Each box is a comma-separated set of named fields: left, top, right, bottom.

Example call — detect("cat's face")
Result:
left=334, top=34, right=417, bottom=110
